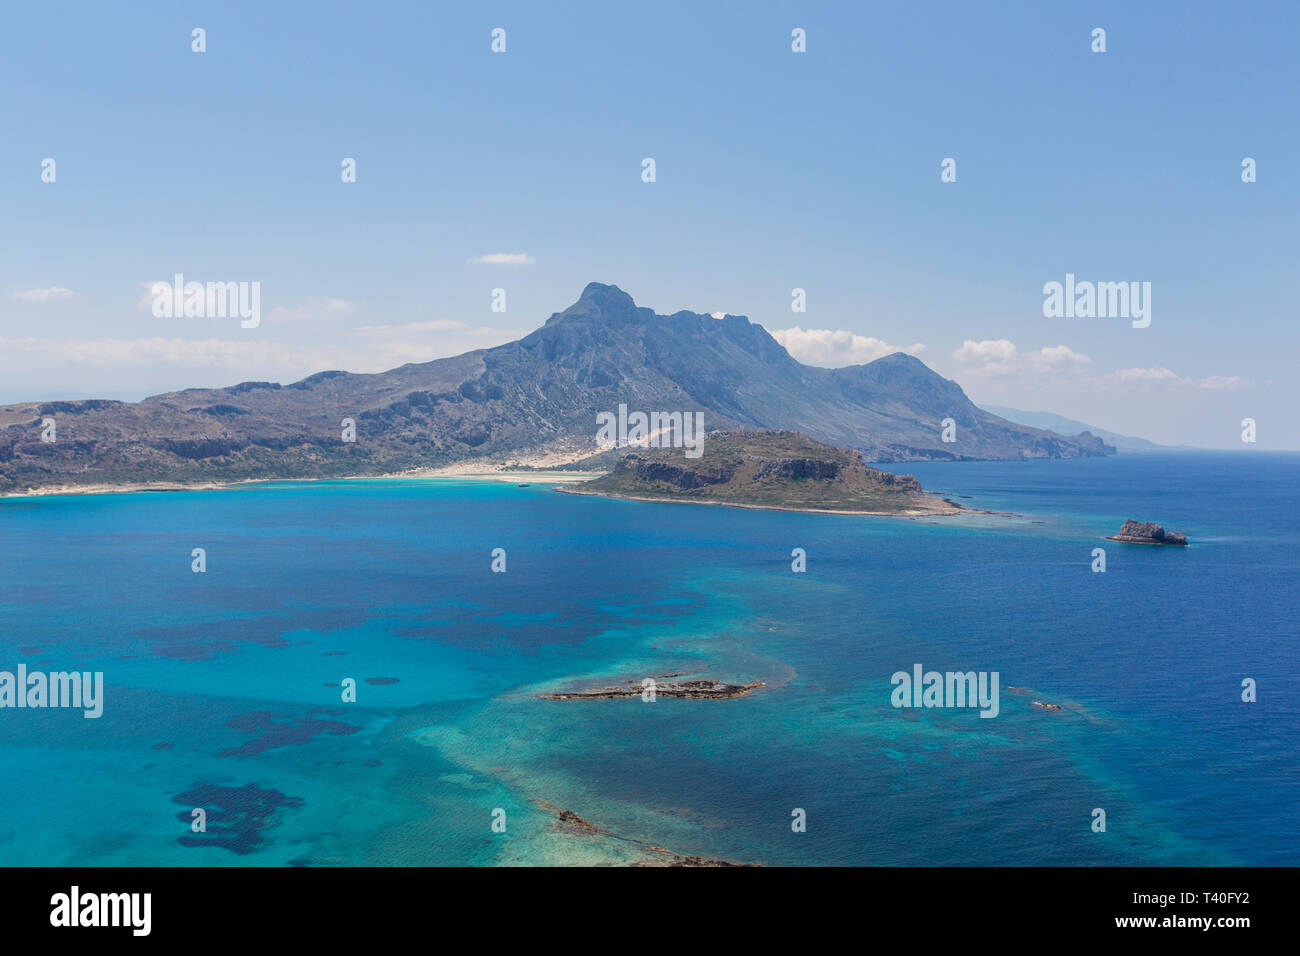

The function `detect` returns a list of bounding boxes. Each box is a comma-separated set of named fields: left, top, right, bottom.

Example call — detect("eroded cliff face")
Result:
left=754, top=457, right=840, bottom=481
left=624, top=457, right=734, bottom=489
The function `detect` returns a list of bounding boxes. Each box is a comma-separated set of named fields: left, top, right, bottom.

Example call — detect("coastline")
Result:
left=0, top=468, right=595, bottom=501
left=0, top=466, right=1003, bottom=521
left=555, top=484, right=974, bottom=517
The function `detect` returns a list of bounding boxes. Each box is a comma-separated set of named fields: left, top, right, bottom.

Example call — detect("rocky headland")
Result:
left=560, top=430, right=966, bottom=516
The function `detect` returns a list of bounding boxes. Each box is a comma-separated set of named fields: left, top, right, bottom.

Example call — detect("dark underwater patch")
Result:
left=174, top=782, right=304, bottom=855
left=218, top=709, right=361, bottom=757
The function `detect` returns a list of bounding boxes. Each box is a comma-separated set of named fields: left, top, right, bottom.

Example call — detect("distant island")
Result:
left=1106, top=519, right=1189, bottom=546
left=980, top=404, right=1181, bottom=453
left=558, top=430, right=965, bottom=516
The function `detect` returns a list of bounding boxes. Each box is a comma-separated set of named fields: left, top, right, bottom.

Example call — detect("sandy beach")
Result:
left=0, top=467, right=598, bottom=501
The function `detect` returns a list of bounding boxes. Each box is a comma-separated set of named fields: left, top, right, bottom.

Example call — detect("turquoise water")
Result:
left=0, top=451, right=1295, bottom=865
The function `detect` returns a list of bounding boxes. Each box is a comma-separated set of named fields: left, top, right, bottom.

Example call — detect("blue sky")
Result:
left=2, top=1, right=1296, bottom=448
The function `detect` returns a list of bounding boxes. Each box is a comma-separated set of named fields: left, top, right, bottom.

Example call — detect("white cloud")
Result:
left=264, top=299, right=351, bottom=323
left=134, top=283, right=351, bottom=323
left=771, top=327, right=926, bottom=367
left=1103, top=366, right=1181, bottom=386
left=1102, top=367, right=1251, bottom=390
left=353, top=318, right=467, bottom=333
left=11, top=287, right=75, bottom=302
left=1036, top=344, right=1091, bottom=367
left=1197, top=375, right=1251, bottom=390
left=344, top=319, right=518, bottom=362
left=953, top=338, right=1017, bottom=364
left=0, top=321, right=524, bottom=380
left=951, top=339, right=1092, bottom=380
left=950, top=340, right=1248, bottom=393
left=0, top=336, right=332, bottom=371
left=468, top=253, right=535, bottom=265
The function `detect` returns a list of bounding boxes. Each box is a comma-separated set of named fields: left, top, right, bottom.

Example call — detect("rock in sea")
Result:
left=1106, top=519, right=1188, bottom=546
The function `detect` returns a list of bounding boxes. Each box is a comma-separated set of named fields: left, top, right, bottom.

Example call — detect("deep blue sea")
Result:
left=0, top=451, right=1295, bottom=865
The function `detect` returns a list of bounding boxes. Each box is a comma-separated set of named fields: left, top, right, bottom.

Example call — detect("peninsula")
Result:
left=558, top=430, right=964, bottom=516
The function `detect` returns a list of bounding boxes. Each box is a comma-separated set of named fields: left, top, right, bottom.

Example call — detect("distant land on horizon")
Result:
left=0, top=283, right=1114, bottom=495
left=978, top=405, right=1195, bottom=453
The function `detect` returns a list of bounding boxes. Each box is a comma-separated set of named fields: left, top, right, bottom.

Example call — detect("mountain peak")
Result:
left=580, top=281, right=630, bottom=300
left=546, top=282, right=645, bottom=326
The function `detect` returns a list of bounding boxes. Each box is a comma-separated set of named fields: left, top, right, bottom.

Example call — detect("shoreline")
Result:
left=555, top=485, right=978, bottom=518
left=0, top=469, right=596, bottom=501
left=0, top=471, right=1010, bottom=521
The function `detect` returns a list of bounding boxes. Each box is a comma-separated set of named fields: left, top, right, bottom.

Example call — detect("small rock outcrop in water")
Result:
left=540, top=678, right=764, bottom=700
left=1107, top=519, right=1188, bottom=546
left=660, top=856, right=758, bottom=867
left=556, top=810, right=610, bottom=834
left=535, top=801, right=758, bottom=865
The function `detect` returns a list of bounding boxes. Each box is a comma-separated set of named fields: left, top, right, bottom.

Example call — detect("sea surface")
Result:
left=0, top=451, right=1295, bottom=865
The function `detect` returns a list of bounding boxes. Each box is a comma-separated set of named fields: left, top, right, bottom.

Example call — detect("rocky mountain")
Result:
left=0, top=283, right=1112, bottom=493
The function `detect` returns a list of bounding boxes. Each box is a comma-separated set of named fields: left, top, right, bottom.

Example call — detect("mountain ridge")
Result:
left=0, top=283, right=1112, bottom=493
